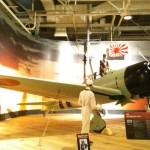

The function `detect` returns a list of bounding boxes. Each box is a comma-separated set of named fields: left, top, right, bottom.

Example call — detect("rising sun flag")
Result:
left=107, top=43, right=128, bottom=60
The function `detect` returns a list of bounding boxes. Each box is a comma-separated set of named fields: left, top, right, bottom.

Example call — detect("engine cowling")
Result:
left=125, top=61, right=150, bottom=98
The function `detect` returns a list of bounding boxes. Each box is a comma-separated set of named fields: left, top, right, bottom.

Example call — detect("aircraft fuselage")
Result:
left=94, top=61, right=150, bottom=102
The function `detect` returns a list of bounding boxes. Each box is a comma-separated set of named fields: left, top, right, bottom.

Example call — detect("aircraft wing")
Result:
left=0, top=74, right=123, bottom=103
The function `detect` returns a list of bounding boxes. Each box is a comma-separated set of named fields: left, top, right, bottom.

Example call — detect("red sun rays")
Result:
left=109, top=44, right=128, bottom=57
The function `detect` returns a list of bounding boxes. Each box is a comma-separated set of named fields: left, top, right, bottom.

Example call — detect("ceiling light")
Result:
left=124, top=15, right=132, bottom=20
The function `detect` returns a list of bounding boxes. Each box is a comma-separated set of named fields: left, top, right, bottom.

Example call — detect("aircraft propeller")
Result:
left=138, top=51, right=150, bottom=72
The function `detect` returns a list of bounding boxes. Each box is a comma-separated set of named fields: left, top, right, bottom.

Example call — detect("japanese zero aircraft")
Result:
left=0, top=61, right=150, bottom=115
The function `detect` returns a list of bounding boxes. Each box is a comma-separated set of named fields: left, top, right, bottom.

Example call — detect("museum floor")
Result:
left=0, top=113, right=149, bottom=150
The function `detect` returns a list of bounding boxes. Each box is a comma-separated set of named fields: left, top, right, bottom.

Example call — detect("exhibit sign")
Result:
left=124, top=112, right=150, bottom=139
left=77, top=133, right=90, bottom=150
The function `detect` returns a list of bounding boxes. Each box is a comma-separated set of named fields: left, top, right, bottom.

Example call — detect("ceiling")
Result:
left=1, top=0, right=150, bottom=42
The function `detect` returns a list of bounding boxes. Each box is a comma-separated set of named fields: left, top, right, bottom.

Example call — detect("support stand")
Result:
left=38, top=108, right=54, bottom=146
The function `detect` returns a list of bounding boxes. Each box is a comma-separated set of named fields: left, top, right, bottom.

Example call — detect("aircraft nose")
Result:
left=125, top=61, right=150, bottom=98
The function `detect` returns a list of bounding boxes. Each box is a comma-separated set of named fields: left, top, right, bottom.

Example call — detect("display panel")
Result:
left=77, top=133, right=90, bottom=150
left=124, top=112, right=150, bottom=139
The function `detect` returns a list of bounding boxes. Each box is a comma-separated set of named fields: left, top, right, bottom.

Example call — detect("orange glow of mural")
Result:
left=0, top=65, right=42, bottom=114
left=0, top=65, right=22, bottom=113
left=122, top=98, right=147, bottom=110
left=102, top=97, right=147, bottom=111
left=0, top=65, right=21, bottom=75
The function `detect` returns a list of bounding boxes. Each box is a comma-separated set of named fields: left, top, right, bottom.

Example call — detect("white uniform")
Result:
left=78, top=86, right=100, bottom=134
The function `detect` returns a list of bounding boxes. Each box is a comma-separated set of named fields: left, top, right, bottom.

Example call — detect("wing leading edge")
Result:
left=0, top=74, right=123, bottom=104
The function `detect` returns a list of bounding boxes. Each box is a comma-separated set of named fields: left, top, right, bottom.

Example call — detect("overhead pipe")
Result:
left=86, top=3, right=91, bottom=51
left=58, top=0, right=74, bottom=12
left=83, top=3, right=90, bottom=82
left=58, top=0, right=80, bottom=44
left=107, top=1, right=119, bottom=11
left=25, top=0, right=37, bottom=31
left=0, top=0, right=31, bottom=34
left=131, top=19, right=150, bottom=36
left=36, top=9, right=150, bottom=17
left=31, top=0, right=34, bottom=11
left=114, top=0, right=131, bottom=33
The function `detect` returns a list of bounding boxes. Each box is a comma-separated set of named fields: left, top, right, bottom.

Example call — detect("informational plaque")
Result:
left=124, top=112, right=150, bottom=139
left=77, top=133, right=90, bottom=150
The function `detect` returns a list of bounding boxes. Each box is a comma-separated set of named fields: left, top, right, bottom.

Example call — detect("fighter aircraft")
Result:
left=0, top=60, right=150, bottom=114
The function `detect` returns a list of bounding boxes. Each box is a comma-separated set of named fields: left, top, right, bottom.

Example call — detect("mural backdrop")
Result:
left=0, top=9, right=149, bottom=117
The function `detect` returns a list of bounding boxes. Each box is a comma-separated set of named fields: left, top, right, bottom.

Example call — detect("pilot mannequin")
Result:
left=78, top=79, right=102, bottom=144
left=99, top=54, right=109, bottom=77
